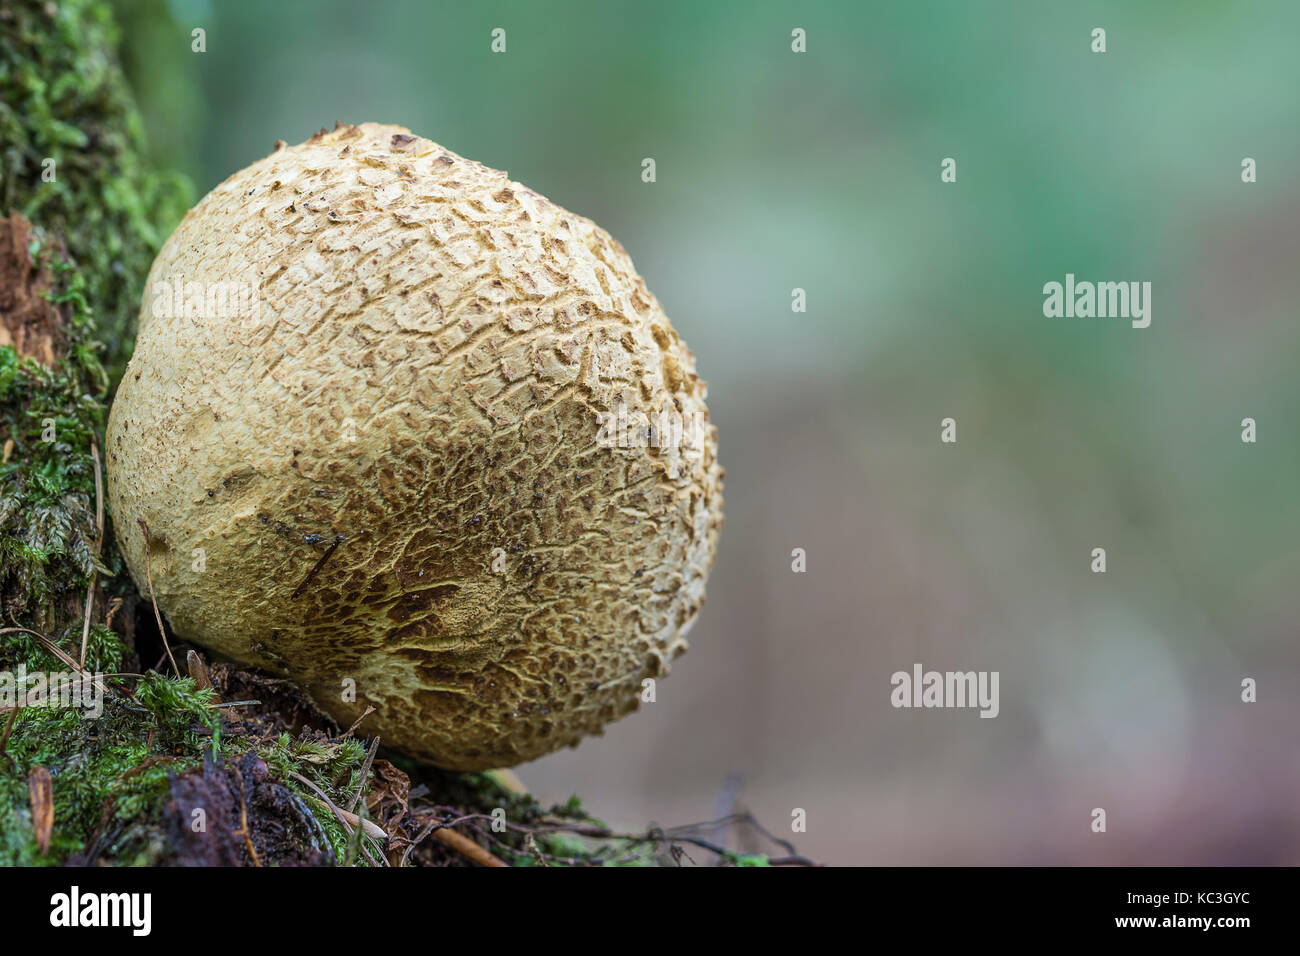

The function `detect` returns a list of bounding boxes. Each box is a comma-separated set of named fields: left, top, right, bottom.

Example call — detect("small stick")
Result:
left=340, top=705, right=375, bottom=739
left=110, top=755, right=176, bottom=786
left=430, top=825, right=508, bottom=868
left=291, top=535, right=342, bottom=598
left=137, top=518, right=180, bottom=677
left=104, top=596, right=123, bottom=629
left=400, top=812, right=508, bottom=868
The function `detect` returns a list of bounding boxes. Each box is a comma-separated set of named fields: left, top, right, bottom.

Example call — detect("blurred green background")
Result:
left=117, top=0, right=1300, bottom=863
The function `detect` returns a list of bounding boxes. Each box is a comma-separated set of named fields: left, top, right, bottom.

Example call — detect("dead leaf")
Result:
left=366, top=759, right=411, bottom=836
left=186, top=649, right=212, bottom=690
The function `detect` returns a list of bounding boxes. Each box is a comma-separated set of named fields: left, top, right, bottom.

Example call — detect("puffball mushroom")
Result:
left=106, top=122, right=723, bottom=770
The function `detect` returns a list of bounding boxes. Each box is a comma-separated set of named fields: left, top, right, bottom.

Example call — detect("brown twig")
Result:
left=291, top=535, right=342, bottom=598
left=340, top=705, right=375, bottom=739
left=399, top=809, right=821, bottom=868
left=104, top=596, right=123, bottom=629
left=429, top=824, right=508, bottom=868
left=136, top=518, right=179, bottom=677
left=400, top=810, right=508, bottom=867
left=232, top=766, right=261, bottom=867
left=110, top=755, right=176, bottom=787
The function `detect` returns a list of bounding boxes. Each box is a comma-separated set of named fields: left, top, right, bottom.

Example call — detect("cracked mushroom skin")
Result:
left=106, top=123, right=723, bottom=770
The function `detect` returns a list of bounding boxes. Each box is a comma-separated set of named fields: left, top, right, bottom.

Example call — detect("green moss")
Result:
left=0, top=671, right=375, bottom=865
left=0, top=0, right=192, bottom=378
left=0, top=239, right=110, bottom=637
left=0, top=623, right=125, bottom=675
left=0, top=675, right=203, bottom=864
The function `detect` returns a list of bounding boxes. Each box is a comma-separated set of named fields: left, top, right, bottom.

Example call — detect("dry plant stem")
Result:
left=0, top=626, right=84, bottom=673
left=93, top=444, right=104, bottom=541
left=287, top=770, right=386, bottom=866
left=346, top=735, right=381, bottom=814
left=80, top=444, right=104, bottom=668
left=340, top=705, right=375, bottom=739
left=233, top=768, right=261, bottom=867
left=104, top=597, right=122, bottom=629
left=78, top=573, right=96, bottom=670
left=290, top=535, right=342, bottom=598
left=136, top=518, right=180, bottom=677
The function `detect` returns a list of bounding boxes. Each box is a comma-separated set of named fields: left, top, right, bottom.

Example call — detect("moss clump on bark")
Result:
left=0, top=224, right=110, bottom=636
left=0, top=0, right=191, bottom=378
